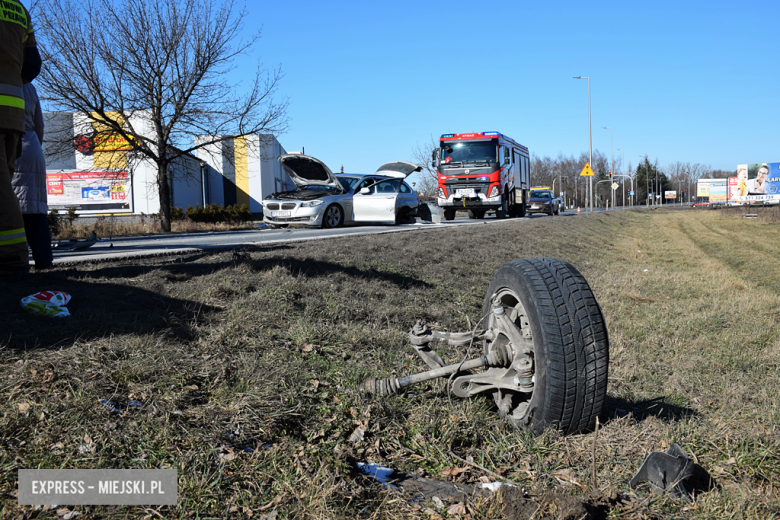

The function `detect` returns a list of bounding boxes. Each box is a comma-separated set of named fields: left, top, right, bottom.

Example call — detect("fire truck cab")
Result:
left=433, top=132, right=530, bottom=220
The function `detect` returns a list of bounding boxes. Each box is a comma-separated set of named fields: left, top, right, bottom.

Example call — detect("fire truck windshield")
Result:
left=440, top=141, right=497, bottom=166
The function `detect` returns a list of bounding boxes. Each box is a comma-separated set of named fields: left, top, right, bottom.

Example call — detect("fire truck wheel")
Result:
left=496, top=192, right=509, bottom=219
left=482, top=258, right=609, bottom=435
left=443, top=209, right=456, bottom=221
left=467, top=209, right=486, bottom=219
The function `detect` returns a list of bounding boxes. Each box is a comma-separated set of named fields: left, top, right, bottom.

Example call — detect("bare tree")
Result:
left=36, top=0, right=288, bottom=231
left=410, top=136, right=439, bottom=199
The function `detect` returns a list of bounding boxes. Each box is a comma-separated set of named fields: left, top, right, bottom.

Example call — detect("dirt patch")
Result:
left=502, top=488, right=623, bottom=520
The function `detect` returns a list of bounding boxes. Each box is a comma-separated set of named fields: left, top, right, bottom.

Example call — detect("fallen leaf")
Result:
left=217, top=448, right=237, bottom=462
left=183, top=385, right=198, bottom=391
left=302, top=344, right=315, bottom=353
left=447, top=502, right=467, bottom=516
left=348, top=427, right=365, bottom=444
left=17, top=403, right=30, bottom=413
left=432, top=496, right=445, bottom=509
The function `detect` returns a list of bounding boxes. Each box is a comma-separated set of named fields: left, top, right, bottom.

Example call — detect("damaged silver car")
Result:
left=262, top=153, right=422, bottom=228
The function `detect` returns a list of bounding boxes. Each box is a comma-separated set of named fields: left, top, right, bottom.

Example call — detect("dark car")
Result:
left=526, top=189, right=560, bottom=216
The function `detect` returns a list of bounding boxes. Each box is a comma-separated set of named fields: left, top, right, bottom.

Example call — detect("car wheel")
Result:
left=443, top=209, right=456, bottom=221
left=322, top=204, right=344, bottom=228
left=395, top=207, right=414, bottom=225
left=482, top=258, right=609, bottom=434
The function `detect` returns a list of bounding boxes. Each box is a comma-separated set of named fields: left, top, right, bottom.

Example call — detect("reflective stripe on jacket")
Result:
left=0, top=0, right=35, bottom=132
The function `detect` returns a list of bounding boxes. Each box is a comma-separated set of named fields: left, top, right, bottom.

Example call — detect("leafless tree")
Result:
left=410, top=136, right=439, bottom=199
left=35, top=0, right=288, bottom=231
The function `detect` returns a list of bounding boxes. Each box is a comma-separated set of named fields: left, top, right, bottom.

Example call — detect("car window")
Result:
left=374, top=179, right=401, bottom=194
left=338, top=177, right=359, bottom=191
left=531, top=191, right=551, bottom=199
left=357, top=178, right=375, bottom=192
left=400, top=182, right=411, bottom=194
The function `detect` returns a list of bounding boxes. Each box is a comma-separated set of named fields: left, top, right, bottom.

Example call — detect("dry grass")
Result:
left=51, top=214, right=256, bottom=240
left=1, top=208, right=779, bottom=518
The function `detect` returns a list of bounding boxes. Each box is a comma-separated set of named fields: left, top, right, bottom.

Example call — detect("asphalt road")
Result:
left=44, top=207, right=613, bottom=265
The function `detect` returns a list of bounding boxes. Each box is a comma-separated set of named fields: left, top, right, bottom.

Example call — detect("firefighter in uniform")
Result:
left=1, top=0, right=41, bottom=275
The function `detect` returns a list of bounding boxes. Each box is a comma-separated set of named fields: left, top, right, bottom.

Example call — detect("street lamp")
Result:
left=603, top=127, right=613, bottom=209
left=573, top=76, right=592, bottom=212
left=640, top=155, right=649, bottom=207
left=617, top=148, right=627, bottom=207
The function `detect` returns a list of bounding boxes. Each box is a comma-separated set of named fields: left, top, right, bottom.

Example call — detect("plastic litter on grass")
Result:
left=20, top=291, right=71, bottom=317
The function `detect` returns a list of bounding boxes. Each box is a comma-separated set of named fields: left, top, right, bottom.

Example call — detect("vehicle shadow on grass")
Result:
left=603, top=395, right=700, bottom=424
left=3, top=247, right=430, bottom=350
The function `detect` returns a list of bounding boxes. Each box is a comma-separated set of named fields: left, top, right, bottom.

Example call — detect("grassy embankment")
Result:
left=1, top=207, right=779, bottom=518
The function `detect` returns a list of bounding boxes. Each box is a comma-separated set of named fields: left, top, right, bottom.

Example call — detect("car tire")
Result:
left=482, top=258, right=609, bottom=434
left=322, top=204, right=344, bottom=228
left=443, top=209, right=456, bottom=221
left=395, top=207, right=414, bottom=225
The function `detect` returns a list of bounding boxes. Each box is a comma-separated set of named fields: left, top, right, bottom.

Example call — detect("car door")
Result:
left=353, top=178, right=401, bottom=222
left=397, top=181, right=418, bottom=211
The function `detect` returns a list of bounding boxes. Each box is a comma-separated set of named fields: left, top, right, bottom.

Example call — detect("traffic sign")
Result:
left=579, top=163, right=594, bottom=177
left=629, top=190, right=635, bottom=196
left=611, top=183, right=619, bottom=190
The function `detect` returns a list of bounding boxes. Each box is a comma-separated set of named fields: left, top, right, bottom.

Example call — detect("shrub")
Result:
left=47, top=209, right=62, bottom=236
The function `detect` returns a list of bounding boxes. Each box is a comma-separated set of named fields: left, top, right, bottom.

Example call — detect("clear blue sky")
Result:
left=242, top=0, right=778, bottom=178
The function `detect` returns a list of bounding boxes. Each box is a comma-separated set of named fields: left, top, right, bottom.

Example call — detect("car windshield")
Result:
left=531, top=191, right=551, bottom=199
left=337, top=176, right=359, bottom=191
left=440, top=141, right=497, bottom=165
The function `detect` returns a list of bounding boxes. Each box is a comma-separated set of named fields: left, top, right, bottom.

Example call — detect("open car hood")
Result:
left=278, top=153, right=341, bottom=189
left=375, top=161, right=422, bottom=179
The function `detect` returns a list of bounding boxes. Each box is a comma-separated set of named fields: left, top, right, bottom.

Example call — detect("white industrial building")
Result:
left=42, top=110, right=291, bottom=216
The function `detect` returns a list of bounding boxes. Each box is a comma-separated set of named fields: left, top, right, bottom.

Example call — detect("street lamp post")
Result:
left=617, top=148, right=627, bottom=207
left=573, top=76, right=592, bottom=212
left=603, top=127, right=613, bottom=209
left=640, top=155, right=649, bottom=207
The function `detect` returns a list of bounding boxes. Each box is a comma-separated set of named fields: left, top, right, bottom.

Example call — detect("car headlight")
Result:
left=301, top=200, right=325, bottom=208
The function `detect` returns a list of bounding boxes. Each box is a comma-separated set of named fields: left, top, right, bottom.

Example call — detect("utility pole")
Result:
left=617, top=148, right=626, bottom=207
left=640, top=155, right=649, bottom=207
left=574, top=76, right=592, bottom=212
left=603, top=127, right=613, bottom=209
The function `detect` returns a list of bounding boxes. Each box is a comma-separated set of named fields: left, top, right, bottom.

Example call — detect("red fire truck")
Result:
left=433, top=132, right=530, bottom=220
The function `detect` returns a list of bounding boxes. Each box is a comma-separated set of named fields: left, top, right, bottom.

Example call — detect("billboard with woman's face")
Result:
left=729, top=163, right=780, bottom=203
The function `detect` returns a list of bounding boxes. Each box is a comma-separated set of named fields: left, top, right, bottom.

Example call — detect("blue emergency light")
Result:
left=441, top=134, right=455, bottom=138
left=482, top=132, right=500, bottom=136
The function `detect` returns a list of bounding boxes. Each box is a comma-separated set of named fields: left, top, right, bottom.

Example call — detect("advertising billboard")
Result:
left=665, top=191, right=677, bottom=200
left=46, top=170, right=131, bottom=212
left=729, top=163, right=780, bottom=203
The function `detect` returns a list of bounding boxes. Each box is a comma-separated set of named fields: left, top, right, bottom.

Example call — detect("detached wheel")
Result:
left=482, top=258, right=609, bottom=434
left=322, top=204, right=344, bottom=228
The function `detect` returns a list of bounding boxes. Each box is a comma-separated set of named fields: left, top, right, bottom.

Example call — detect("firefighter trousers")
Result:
left=0, top=132, right=29, bottom=274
